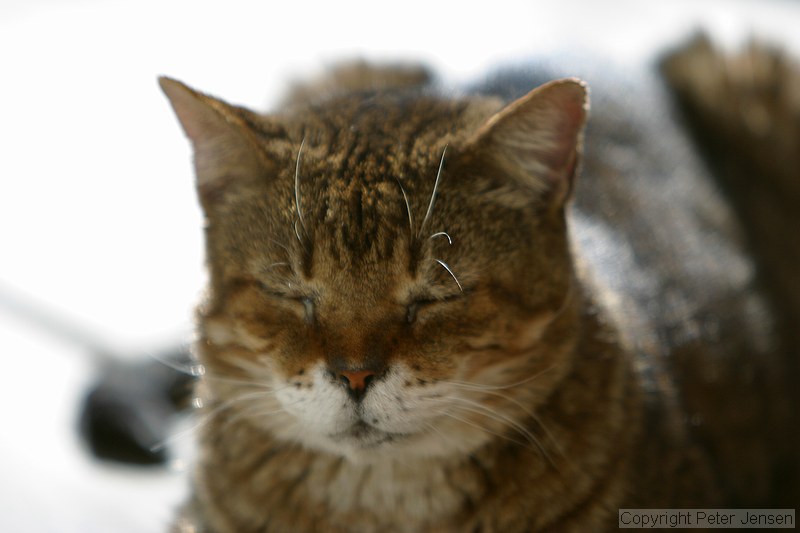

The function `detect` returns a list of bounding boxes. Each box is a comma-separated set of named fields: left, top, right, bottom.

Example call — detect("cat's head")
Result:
left=161, top=72, right=587, bottom=462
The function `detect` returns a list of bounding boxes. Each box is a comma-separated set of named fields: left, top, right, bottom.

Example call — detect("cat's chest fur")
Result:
left=200, top=436, right=472, bottom=532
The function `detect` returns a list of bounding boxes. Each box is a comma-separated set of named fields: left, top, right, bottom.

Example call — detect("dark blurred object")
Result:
left=662, top=34, right=800, bottom=504
left=662, top=34, right=800, bottom=333
left=0, top=281, right=197, bottom=466
left=79, top=347, right=196, bottom=465
left=283, top=61, right=432, bottom=106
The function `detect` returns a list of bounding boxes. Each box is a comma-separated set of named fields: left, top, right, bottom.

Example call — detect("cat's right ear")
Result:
left=159, top=77, right=270, bottom=206
left=464, top=78, right=589, bottom=211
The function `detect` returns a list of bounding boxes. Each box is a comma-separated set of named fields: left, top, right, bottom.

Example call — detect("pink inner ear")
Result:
left=159, top=77, right=229, bottom=146
left=524, top=82, right=587, bottom=173
left=542, top=96, right=585, bottom=175
left=160, top=77, right=267, bottom=201
left=479, top=79, right=588, bottom=199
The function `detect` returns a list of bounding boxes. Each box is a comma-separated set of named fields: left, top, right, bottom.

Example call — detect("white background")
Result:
left=1, top=1, right=798, bottom=531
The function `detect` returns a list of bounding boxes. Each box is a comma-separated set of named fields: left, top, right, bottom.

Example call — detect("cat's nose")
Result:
left=338, top=369, right=376, bottom=401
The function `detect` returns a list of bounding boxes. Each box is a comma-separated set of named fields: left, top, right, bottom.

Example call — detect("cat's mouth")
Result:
left=329, top=421, right=408, bottom=448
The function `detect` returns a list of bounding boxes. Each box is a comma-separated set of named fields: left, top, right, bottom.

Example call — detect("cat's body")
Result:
left=161, top=54, right=794, bottom=532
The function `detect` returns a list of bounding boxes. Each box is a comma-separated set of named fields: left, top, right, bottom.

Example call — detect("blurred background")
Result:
left=1, top=0, right=798, bottom=531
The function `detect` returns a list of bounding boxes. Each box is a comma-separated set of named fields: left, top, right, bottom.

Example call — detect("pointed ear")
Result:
left=158, top=76, right=270, bottom=206
left=468, top=78, right=588, bottom=208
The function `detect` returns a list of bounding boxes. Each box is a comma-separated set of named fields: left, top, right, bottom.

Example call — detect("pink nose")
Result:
left=339, top=369, right=376, bottom=393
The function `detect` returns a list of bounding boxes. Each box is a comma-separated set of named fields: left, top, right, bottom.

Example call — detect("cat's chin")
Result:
left=329, top=421, right=407, bottom=446
left=289, top=420, right=488, bottom=465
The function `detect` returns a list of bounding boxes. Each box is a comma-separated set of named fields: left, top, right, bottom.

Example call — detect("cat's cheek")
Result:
left=204, top=317, right=272, bottom=352
left=463, top=312, right=553, bottom=354
left=411, top=293, right=504, bottom=340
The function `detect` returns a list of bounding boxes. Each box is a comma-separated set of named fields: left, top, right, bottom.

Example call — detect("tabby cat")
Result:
left=160, top=56, right=793, bottom=531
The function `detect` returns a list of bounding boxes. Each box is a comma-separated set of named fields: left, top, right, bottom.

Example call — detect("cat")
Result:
left=159, top=50, right=795, bottom=531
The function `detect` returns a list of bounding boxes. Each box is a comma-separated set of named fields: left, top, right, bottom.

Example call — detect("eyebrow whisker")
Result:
left=434, top=259, right=463, bottom=293
left=419, top=145, right=448, bottom=238
left=294, top=138, right=307, bottom=236
left=429, top=231, right=452, bottom=245
left=395, top=176, right=414, bottom=238
left=294, top=219, right=304, bottom=246
left=264, top=262, right=290, bottom=272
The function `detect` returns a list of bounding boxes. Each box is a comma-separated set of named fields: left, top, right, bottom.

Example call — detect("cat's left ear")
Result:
left=467, top=78, right=589, bottom=209
left=159, top=76, right=271, bottom=208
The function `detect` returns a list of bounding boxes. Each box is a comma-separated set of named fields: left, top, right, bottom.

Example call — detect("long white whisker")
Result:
left=294, top=138, right=307, bottom=233
left=226, top=402, right=291, bottom=426
left=434, top=259, right=463, bottom=292
left=432, top=396, right=535, bottom=443
left=441, top=365, right=555, bottom=392
left=420, top=419, right=461, bottom=449
left=419, top=145, right=447, bottom=237
left=432, top=396, right=555, bottom=466
left=264, top=262, right=290, bottom=272
left=269, top=239, right=292, bottom=255
left=207, top=389, right=280, bottom=412
left=432, top=408, right=528, bottom=448
left=145, top=350, right=205, bottom=377
left=201, top=374, right=285, bottom=390
left=293, top=219, right=304, bottom=246
left=150, top=418, right=204, bottom=453
left=468, top=388, right=569, bottom=464
left=429, top=231, right=452, bottom=245
left=151, top=388, right=278, bottom=452
left=200, top=375, right=264, bottom=388
left=395, top=177, right=414, bottom=237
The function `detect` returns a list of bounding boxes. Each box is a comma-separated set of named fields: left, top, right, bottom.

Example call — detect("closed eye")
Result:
left=300, top=296, right=315, bottom=324
left=406, top=293, right=463, bottom=324
left=259, top=283, right=316, bottom=324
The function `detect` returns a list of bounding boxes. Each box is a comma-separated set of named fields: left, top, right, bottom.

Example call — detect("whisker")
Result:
left=226, top=403, right=290, bottom=426
left=264, top=262, right=290, bottom=272
left=201, top=373, right=285, bottom=390
left=207, top=389, right=279, bottom=413
left=432, top=408, right=528, bottom=448
left=294, top=219, right=304, bottom=246
left=150, top=388, right=278, bottom=452
left=145, top=349, right=205, bottom=377
left=226, top=354, right=275, bottom=377
left=419, top=419, right=458, bottom=447
left=294, top=137, right=307, bottom=234
left=223, top=392, right=316, bottom=428
left=199, top=357, right=289, bottom=391
left=434, top=259, right=463, bottom=292
left=394, top=177, right=414, bottom=237
left=419, top=145, right=448, bottom=237
left=466, top=388, right=569, bottom=465
left=432, top=396, right=534, bottom=442
left=431, top=396, right=555, bottom=466
left=441, top=365, right=555, bottom=392
left=269, top=239, right=292, bottom=255
left=150, top=419, right=203, bottom=453
left=429, top=231, right=452, bottom=245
